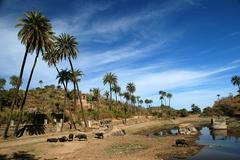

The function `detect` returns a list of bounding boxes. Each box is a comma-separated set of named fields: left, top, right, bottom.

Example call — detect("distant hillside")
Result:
left=210, top=95, right=240, bottom=117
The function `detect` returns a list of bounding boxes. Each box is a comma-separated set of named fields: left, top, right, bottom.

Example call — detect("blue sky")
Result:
left=0, top=0, right=240, bottom=110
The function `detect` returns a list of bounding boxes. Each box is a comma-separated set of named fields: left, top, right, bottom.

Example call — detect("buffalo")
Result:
left=176, top=139, right=189, bottom=147
left=75, top=133, right=87, bottom=141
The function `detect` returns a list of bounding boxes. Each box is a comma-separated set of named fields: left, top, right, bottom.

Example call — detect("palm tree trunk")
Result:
left=61, top=83, right=67, bottom=132
left=68, top=57, right=87, bottom=127
left=3, top=46, right=29, bottom=139
left=67, top=58, right=79, bottom=129
left=169, top=98, right=171, bottom=107
left=109, top=84, right=112, bottom=110
left=76, top=83, right=87, bottom=127
left=68, top=57, right=77, bottom=111
left=14, top=50, right=39, bottom=136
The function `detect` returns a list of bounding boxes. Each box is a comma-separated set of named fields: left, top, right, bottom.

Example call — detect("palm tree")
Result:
left=13, top=11, right=55, bottom=136
left=217, top=94, right=220, bottom=100
left=231, top=75, right=240, bottom=94
left=166, top=93, right=172, bottom=107
left=55, top=33, right=78, bottom=111
left=56, top=69, right=72, bottom=131
left=70, top=69, right=87, bottom=127
left=123, top=92, right=130, bottom=124
left=103, top=72, right=117, bottom=110
left=159, top=96, right=164, bottom=106
left=0, top=78, right=6, bottom=90
left=148, top=99, right=153, bottom=107
left=112, top=84, right=121, bottom=102
left=43, top=47, right=66, bottom=89
left=159, top=91, right=167, bottom=106
left=126, top=82, right=136, bottom=96
left=126, top=82, right=136, bottom=114
left=39, top=80, right=43, bottom=88
left=9, top=76, right=21, bottom=89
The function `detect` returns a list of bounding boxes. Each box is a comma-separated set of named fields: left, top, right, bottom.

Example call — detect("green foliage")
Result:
left=191, top=104, right=201, bottom=114
left=0, top=78, right=6, bottom=90
left=178, top=108, right=189, bottom=117
left=202, top=107, right=215, bottom=116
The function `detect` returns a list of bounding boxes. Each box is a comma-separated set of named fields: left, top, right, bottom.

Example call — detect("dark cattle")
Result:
left=58, top=136, right=68, bottom=142
left=47, top=138, right=58, bottom=142
left=176, top=139, right=189, bottom=147
left=68, top=133, right=74, bottom=141
left=75, top=133, right=87, bottom=141
left=95, top=132, right=104, bottom=139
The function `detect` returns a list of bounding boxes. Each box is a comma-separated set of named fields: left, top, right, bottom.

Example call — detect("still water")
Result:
left=149, top=126, right=240, bottom=159
left=188, top=127, right=240, bottom=160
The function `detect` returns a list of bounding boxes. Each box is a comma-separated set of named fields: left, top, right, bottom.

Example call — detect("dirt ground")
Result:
left=0, top=116, right=210, bottom=160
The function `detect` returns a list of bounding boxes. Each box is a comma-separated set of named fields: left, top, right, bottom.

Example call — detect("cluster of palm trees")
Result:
left=3, top=11, right=87, bottom=138
left=102, top=72, right=146, bottom=122
left=159, top=90, right=172, bottom=107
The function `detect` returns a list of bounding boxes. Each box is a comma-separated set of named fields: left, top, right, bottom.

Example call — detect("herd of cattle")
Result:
left=47, top=132, right=104, bottom=142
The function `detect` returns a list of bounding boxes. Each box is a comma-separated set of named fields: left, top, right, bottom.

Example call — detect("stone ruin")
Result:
left=178, top=123, right=198, bottom=135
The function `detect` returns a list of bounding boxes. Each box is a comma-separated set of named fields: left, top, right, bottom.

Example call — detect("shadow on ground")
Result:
left=0, top=151, right=40, bottom=160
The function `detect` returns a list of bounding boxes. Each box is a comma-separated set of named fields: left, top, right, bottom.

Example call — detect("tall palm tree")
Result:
left=13, top=11, right=55, bottom=136
left=231, top=75, right=240, bottom=94
left=43, top=47, right=66, bottom=89
left=126, top=82, right=136, bottom=96
left=159, top=96, right=164, bottom=106
left=159, top=90, right=167, bottom=106
left=166, top=93, right=172, bottom=107
left=112, top=84, right=121, bottom=102
left=55, top=33, right=78, bottom=111
left=217, top=94, right=220, bottom=100
left=56, top=69, right=72, bottom=131
left=103, top=72, right=117, bottom=110
left=70, top=69, right=87, bottom=127
left=123, top=92, right=130, bottom=124
left=126, top=82, right=136, bottom=113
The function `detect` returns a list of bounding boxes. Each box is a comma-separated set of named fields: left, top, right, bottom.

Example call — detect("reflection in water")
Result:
left=148, top=127, right=178, bottom=137
left=188, top=127, right=240, bottom=160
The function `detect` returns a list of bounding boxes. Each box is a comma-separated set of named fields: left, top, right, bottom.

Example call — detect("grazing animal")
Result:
left=176, top=139, right=189, bottom=147
left=68, top=133, right=74, bottom=141
left=58, top=136, right=68, bottom=142
left=95, top=132, right=104, bottom=139
left=47, top=138, right=58, bottom=142
left=75, top=133, right=87, bottom=141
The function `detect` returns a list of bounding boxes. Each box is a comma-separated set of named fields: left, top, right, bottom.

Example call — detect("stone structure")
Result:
left=178, top=123, right=198, bottom=135
left=211, top=118, right=227, bottom=130
left=77, top=93, right=92, bottom=109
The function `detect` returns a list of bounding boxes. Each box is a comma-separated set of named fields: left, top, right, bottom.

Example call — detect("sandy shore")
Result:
left=0, top=116, right=210, bottom=160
